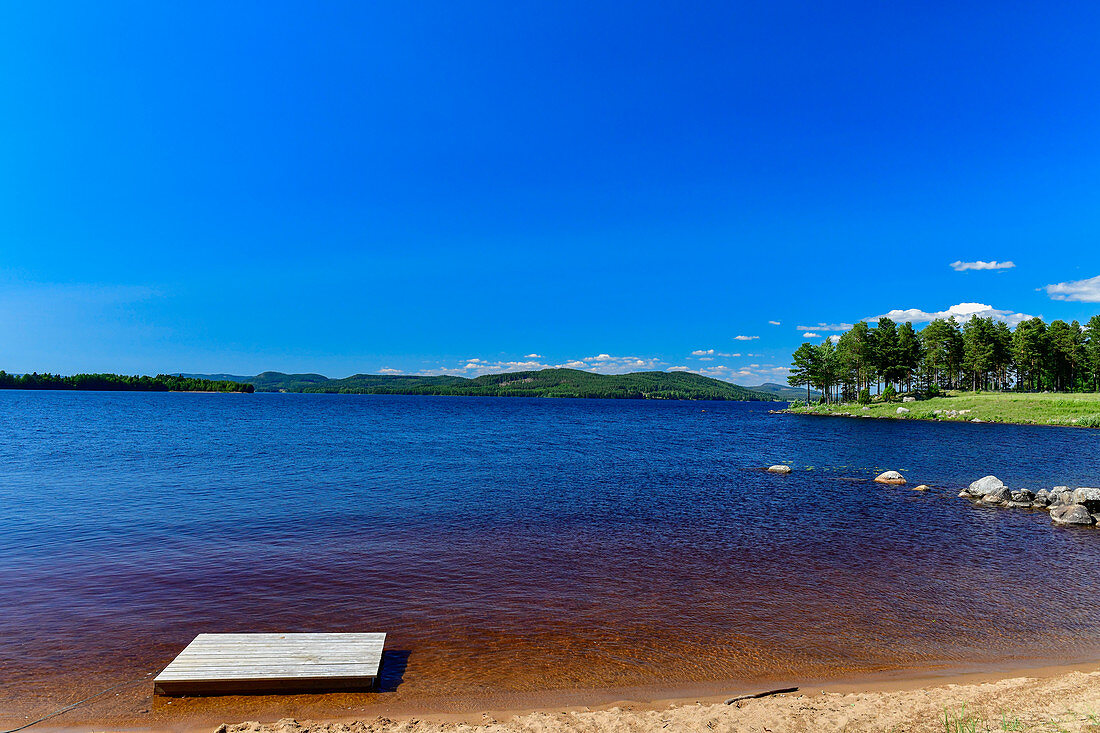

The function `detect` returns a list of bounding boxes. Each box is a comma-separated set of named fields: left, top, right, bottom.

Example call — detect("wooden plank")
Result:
left=154, top=632, right=386, bottom=696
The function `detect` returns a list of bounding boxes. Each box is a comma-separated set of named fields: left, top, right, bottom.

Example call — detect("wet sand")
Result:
left=215, top=665, right=1100, bottom=733
left=6, top=660, right=1100, bottom=733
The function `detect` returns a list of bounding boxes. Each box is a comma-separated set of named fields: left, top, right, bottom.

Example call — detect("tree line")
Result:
left=0, top=371, right=255, bottom=393
left=787, top=314, right=1100, bottom=403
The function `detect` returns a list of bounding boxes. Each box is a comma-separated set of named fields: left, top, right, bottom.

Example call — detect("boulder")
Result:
left=896, top=407, right=910, bottom=414
left=913, top=484, right=931, bottom=491
left=1071, top=487, right=1100, bottom=510
left=862, top=406, right=871, bottom=411
left=902, top=396, right=916, bottom=403
left=958, top=489, right=971, bottom=498
left=767, top=465, right=792, bottom=475
left=1011, top=489, right=1035, bottom=503
left=1032, top=490, right=1051, bottom=508
left=967, top=476, right=1006, bottom=497
left=1050, top=504, right=1096, bottom=526
left=981, top=486, right=1012, bottom=505
left=875, top=470, right=906, bottom=485
left=1050, top=488, right=1074, bottom=506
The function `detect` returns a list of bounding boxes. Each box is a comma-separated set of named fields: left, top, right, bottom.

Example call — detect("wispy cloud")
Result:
left=1044, top=274, right=1100, bottom=303
left=871, top=302, right=1034, bottom=327
left=695, top=363, right=791, bottom=384
left=524, top=353, right=542, bottom=358
left=733, top=335, right=758, bottom=341
left=950, top=260, right=1015, bottom=271
left=768, top=320, right=781, bottom=326
left=378, top=367, right=403, bottom=374
left=796, top=322, right=853, bottom=332
left=691, top=348, right=738, bottom=357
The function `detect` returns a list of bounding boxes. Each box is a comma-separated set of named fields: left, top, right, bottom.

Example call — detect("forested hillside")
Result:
left=0, top=372, right=254, bottom=393
left=191, top=369, right=775, bottom=401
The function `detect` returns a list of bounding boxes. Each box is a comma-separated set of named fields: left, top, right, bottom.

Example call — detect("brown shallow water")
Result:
left=2, top=393, right=1099, bottom=729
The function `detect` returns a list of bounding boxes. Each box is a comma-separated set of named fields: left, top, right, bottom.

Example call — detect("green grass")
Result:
left=788, top=391, right=1100, bottom=428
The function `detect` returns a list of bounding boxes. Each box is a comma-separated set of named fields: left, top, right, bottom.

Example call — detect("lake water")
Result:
left=2, top=391, right=1100, bottom=725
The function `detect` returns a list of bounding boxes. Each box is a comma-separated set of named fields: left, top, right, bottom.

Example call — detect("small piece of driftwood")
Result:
left=724, top=686, right=799, bottom=705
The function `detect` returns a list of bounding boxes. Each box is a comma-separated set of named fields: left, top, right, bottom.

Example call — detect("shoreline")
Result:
left=781, top=390, right=1100, bottom=429
left=12, top=657, right=1100, bottom=733
left=780, top=407, right=1100, bottom=430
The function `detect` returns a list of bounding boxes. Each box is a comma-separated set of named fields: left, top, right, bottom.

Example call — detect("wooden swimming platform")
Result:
left=154, top=632, right=386, bottom=695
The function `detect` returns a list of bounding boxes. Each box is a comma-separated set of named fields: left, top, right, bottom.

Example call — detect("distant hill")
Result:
left=184, top=369, right=778, bottom=401
left=749, top=382, right=819, bottom=401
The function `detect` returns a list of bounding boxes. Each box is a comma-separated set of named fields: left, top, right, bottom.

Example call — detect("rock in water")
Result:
left=1033, top=489, right=1052, bottom=507
left=874, top=471, right=906, bottom=485
left=981, top=486, right=1012, bottom=505
left=1071, top=487, right=1100, bottom=511
left=913, top=484, right=931, bottom=491
left=1050, top=504, right=1096, bottom=526
left=767, top=465, right=792, bottom=475
left=1011, top=489, right=1035, bottom=503
left=967, top=475, right=1006, bottom=497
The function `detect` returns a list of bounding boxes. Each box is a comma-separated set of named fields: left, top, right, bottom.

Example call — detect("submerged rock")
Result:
left=767, top=465, right=792, bottom=475
left=981, top=486, right=1012, bottom=505
left=913, top=484, right=931, bottom=491
left=874, top=470, right=906, bottom=485
left=967, top=475, right=1006, bottom=497
left=1050, top=504, right=1096, bottom=526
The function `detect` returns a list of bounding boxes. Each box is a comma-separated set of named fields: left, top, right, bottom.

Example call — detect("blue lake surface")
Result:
left=2, top=391, right=1100, bottom=717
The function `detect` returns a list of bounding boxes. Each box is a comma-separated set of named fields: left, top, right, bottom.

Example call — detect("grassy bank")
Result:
left=786, top=391, right=1100, bottom=427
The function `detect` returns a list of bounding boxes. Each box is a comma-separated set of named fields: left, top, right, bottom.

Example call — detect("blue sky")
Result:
left=3, top=2, right=1100, bottom=383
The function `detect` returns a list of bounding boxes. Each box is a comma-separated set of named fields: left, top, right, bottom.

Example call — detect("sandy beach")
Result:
left=205, top=665, right=1100, bottom=733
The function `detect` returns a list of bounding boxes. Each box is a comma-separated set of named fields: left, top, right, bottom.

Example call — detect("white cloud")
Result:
left=950, top=260, right=1016, bottom=271
left=871, top=302, right=1034, bottom=327
left=668, top=366, right=690, bottom=372
left=378, top=367, right=403, bottom=374
left=796, top=322, right=853, bottom=332
left=524, top=353, right=542, bottom=358
left=733, top=335, right=759, bottom=341
left=802, top=332, right=821, bottom=338
left=694, top=364, right=792, bottom=384
left=829, top=335, right=841, bottom=344
left=1044, top=275, right=1100, bottom=303
left=691, top=348, right=738, bottom=358
left=768, top=320, right=781, bottom=325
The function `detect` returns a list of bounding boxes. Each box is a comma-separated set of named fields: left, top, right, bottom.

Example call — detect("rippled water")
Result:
left=2, top=391, right=1099, bottom=723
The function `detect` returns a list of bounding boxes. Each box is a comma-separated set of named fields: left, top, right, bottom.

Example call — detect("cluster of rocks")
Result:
left=960, top=475, right=1099, bottom=526
left=933, top=409, right=971, bottom=418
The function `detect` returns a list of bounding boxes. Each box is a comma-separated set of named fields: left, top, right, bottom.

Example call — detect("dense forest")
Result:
left=788, top=314, right=1100, bottom=403
left=0, top=371, right=255, bottom=393
left=192, top=369, right=776, bottom=401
